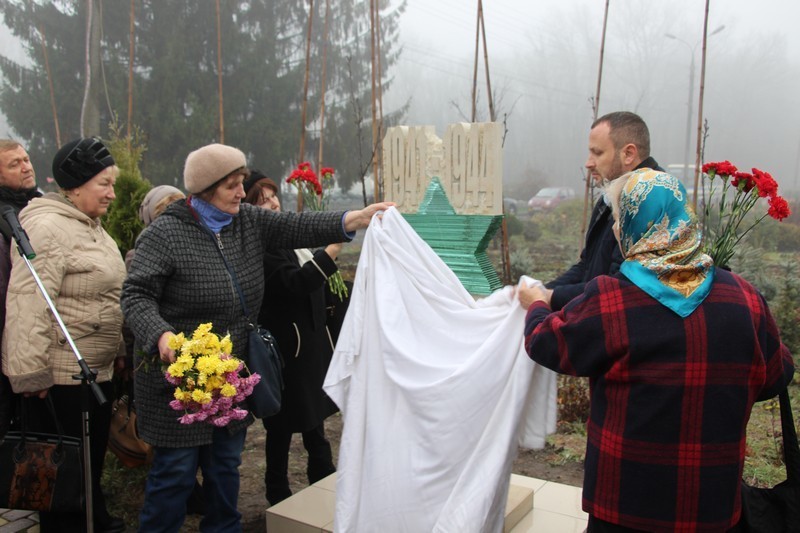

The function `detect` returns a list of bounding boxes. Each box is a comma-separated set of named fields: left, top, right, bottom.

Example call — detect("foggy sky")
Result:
left=2, top=1, right=799, bottom=195
left=388, top=0, right=800, bottom=195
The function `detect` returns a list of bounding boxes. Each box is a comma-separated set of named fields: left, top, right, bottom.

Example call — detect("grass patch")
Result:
left=101, top=453, right=148, bottom=526
left=742, top=385, right=799, bottom=487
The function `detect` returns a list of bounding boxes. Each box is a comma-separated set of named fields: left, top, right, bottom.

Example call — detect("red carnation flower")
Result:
left=286, top=169, right=303, bottom=184
left=767, top=195, right=791, bottom=221
left=751, top=168, right=778, bottom=198
left=282, top=161, right=348, bottom=301
left=701, top=159, right=788, bottom=266
left=309, top=178, right=322, bottom=196
left=702, top=160, right=738, bottom=177
left=731, top=172, right=755, bottom=193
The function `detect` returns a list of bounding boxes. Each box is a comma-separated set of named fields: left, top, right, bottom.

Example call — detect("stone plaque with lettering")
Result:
left=383, top=122, right=503, bottom=215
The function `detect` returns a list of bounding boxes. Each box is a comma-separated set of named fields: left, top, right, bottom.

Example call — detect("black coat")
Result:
left=260, top=248, right=340, bottom=433
left=546, top=157, right=662, bottom=310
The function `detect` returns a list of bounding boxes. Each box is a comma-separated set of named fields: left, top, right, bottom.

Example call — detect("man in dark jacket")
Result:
left=544, top=112, right=663, bottom=310
left=0, top=139, right=39, bottom=436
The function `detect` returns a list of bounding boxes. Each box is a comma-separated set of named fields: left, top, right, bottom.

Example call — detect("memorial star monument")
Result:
left=382, top=122, right=504, bottom=294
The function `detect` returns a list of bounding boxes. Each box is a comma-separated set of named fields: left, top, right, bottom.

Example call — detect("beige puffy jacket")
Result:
left=2, top=193, right=126, bottom=392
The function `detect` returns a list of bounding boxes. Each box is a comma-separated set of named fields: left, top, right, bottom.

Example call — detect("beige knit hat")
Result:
left=183, top=143, right=247, bottom=194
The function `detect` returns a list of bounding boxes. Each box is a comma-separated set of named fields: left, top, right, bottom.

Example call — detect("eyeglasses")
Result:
left=58, top=137, right=114, bottom=184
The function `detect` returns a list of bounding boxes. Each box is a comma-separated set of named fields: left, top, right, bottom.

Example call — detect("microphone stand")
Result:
left=9, top=237, right=105, bottom=533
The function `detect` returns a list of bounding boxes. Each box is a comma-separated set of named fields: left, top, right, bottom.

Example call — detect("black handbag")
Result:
left=202, top=227, right=284, bottom=419
left=245, top=323, right=284, bottom=418
left=0, top=396, right=84, bottom=513
left=738, top=388, right=800, bottom=532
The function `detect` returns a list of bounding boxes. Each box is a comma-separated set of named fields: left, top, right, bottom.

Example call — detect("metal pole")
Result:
left=667, top=25, right=723, bottom=187
left=79, top=377, right=95, bottom=533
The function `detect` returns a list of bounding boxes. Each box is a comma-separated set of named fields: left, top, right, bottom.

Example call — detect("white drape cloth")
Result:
left=323, top=207, right=556, bottom=533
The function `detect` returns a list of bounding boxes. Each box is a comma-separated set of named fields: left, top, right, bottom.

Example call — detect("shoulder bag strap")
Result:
left=18, top=395, right=66, bottom=447
left=198, top=226, right=253, bottom=324
left=778, top=388, right=800, bottom=482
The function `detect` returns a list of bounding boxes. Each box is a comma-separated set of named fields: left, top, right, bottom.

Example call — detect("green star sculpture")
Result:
left=402, top=177, right=503, bottom=295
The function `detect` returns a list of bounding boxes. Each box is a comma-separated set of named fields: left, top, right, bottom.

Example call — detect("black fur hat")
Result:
left=52, top=137, right=115, bottom=189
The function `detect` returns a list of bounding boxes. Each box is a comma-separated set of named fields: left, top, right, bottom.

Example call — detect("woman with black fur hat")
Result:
left=2, top=137, right=126, bottom=532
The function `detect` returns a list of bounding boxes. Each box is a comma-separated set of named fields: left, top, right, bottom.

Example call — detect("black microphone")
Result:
left=2, top=206, right=35, bottom=259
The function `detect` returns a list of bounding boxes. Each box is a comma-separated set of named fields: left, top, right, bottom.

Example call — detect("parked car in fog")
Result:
left=527, top=187, right=576, bottom=212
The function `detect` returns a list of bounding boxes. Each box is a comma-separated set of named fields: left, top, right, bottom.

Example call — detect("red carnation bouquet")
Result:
left=286, top=162, right=348, bottom=300
left=701, top=160, right=791, bottom=267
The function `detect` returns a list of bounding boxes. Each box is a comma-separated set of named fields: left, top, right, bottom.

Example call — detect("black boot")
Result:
left=265, top=428, right=293, bottom=505
left=266, top=478, right=292, bottom=506
left=303, top=424, right=336, bottom=484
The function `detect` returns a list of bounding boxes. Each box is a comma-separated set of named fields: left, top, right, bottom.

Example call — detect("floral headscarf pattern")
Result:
left=617, top=169, right=715, bottom=317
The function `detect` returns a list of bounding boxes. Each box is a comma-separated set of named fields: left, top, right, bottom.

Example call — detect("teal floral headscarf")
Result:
left=616, top=169, right=715, bottom=317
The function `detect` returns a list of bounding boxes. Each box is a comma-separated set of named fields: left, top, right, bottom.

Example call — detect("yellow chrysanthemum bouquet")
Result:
left=165, top=323, right=261, bottom=426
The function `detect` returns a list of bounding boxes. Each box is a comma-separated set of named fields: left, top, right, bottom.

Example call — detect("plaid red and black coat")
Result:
left=524, top=268, right=795, bottom=532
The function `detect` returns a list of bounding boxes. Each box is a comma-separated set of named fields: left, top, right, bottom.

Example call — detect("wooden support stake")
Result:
left=317, top=0, right=331, bottom=172
left=35, top=15, right=61, bottom=148
left=692, top=0, right=712, bottom=209
left=582, top=0, right=611, bottom=238
left=298, top=0, right=315, bottom=211
left=127, top=0, right=134, bottom=149
left=215, top=0, right=224, bottom=143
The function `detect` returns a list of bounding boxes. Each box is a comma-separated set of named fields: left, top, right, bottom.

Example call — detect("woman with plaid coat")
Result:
left=518, top=169, right=795, bottom=532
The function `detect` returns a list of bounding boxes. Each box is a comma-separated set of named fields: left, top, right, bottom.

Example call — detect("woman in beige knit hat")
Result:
left=122, top=143, right=391, bottom=532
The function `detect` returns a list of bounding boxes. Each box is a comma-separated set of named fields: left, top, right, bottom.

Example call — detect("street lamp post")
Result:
left=665, top=25, right=724, bottom=184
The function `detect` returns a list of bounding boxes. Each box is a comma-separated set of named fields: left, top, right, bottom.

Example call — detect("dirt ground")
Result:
left=204, top=413, right=587, bottom=533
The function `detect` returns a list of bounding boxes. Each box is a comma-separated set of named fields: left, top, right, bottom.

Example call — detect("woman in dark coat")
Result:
left=244, top=173, right=340, bottom=505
